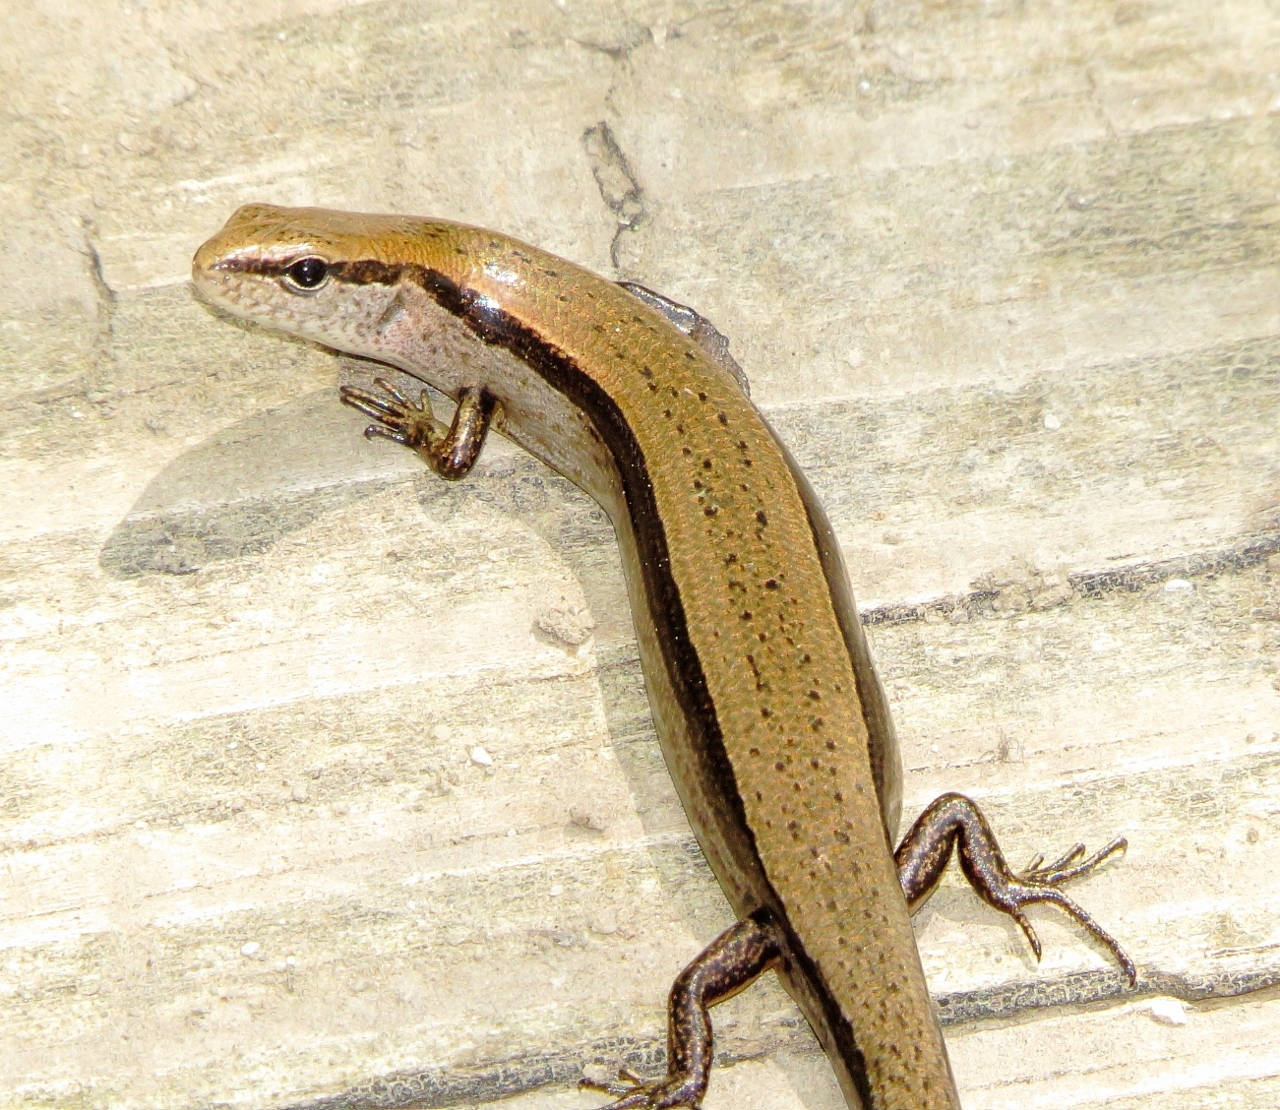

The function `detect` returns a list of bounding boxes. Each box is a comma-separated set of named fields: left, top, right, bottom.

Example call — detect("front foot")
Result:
left=582, top=1068, right=704, bottom=1110
left=339, top=379, right=498, bottom=479
left=340, top=377, right=446, bottom=451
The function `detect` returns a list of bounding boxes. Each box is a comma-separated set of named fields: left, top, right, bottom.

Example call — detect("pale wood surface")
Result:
left=2, top=2, right=1278, bottom=1108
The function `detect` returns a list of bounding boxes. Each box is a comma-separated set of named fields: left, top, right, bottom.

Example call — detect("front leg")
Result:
left=895, top=792, right=1135, bottom=984
left=583, top=911, right=782, bottom=1110
left=340, top=378, right=499, bottom=479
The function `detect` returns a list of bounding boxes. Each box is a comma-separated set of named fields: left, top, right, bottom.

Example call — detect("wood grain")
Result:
left=1, top=1, right=1277, bottom=1107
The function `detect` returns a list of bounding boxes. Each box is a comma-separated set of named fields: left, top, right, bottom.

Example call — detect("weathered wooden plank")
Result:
left=1, top=1, right=1277, bottom=1108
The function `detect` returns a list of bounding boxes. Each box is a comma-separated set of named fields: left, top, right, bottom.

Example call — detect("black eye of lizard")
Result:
left=284, top=257, right=329, bottom=290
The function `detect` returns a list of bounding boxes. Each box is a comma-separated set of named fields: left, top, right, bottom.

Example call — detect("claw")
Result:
left=370, top=375, right=413, bottom=407
left=362, top=422, right=412, bottom=446
left=339, top=389, right=402, bottom=422
left=1013, top=911, right=1042, bottom=961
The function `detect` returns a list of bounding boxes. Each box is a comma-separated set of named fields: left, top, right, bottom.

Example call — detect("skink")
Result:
left=192, top=205, right=1134, bottom=1110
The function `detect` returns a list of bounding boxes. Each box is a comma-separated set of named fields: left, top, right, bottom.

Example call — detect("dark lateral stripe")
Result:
left=324, top=257, right=727, bottom=771
left=213, top=255, right=293, bottom=276
left=360, top=255, right=876, bottom=1103
left=410, top=264, right=879, bottom=1108
left=226, top=251, right=722, bottom=744
left=238, top=247, right=877, bottom=1100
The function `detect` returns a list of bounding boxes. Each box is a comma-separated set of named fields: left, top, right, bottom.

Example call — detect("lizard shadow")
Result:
left=97, top=369, right=848, bottom=937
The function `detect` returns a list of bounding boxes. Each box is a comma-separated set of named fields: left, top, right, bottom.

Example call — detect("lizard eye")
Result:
left=283, top=257, right=329, bottom=291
